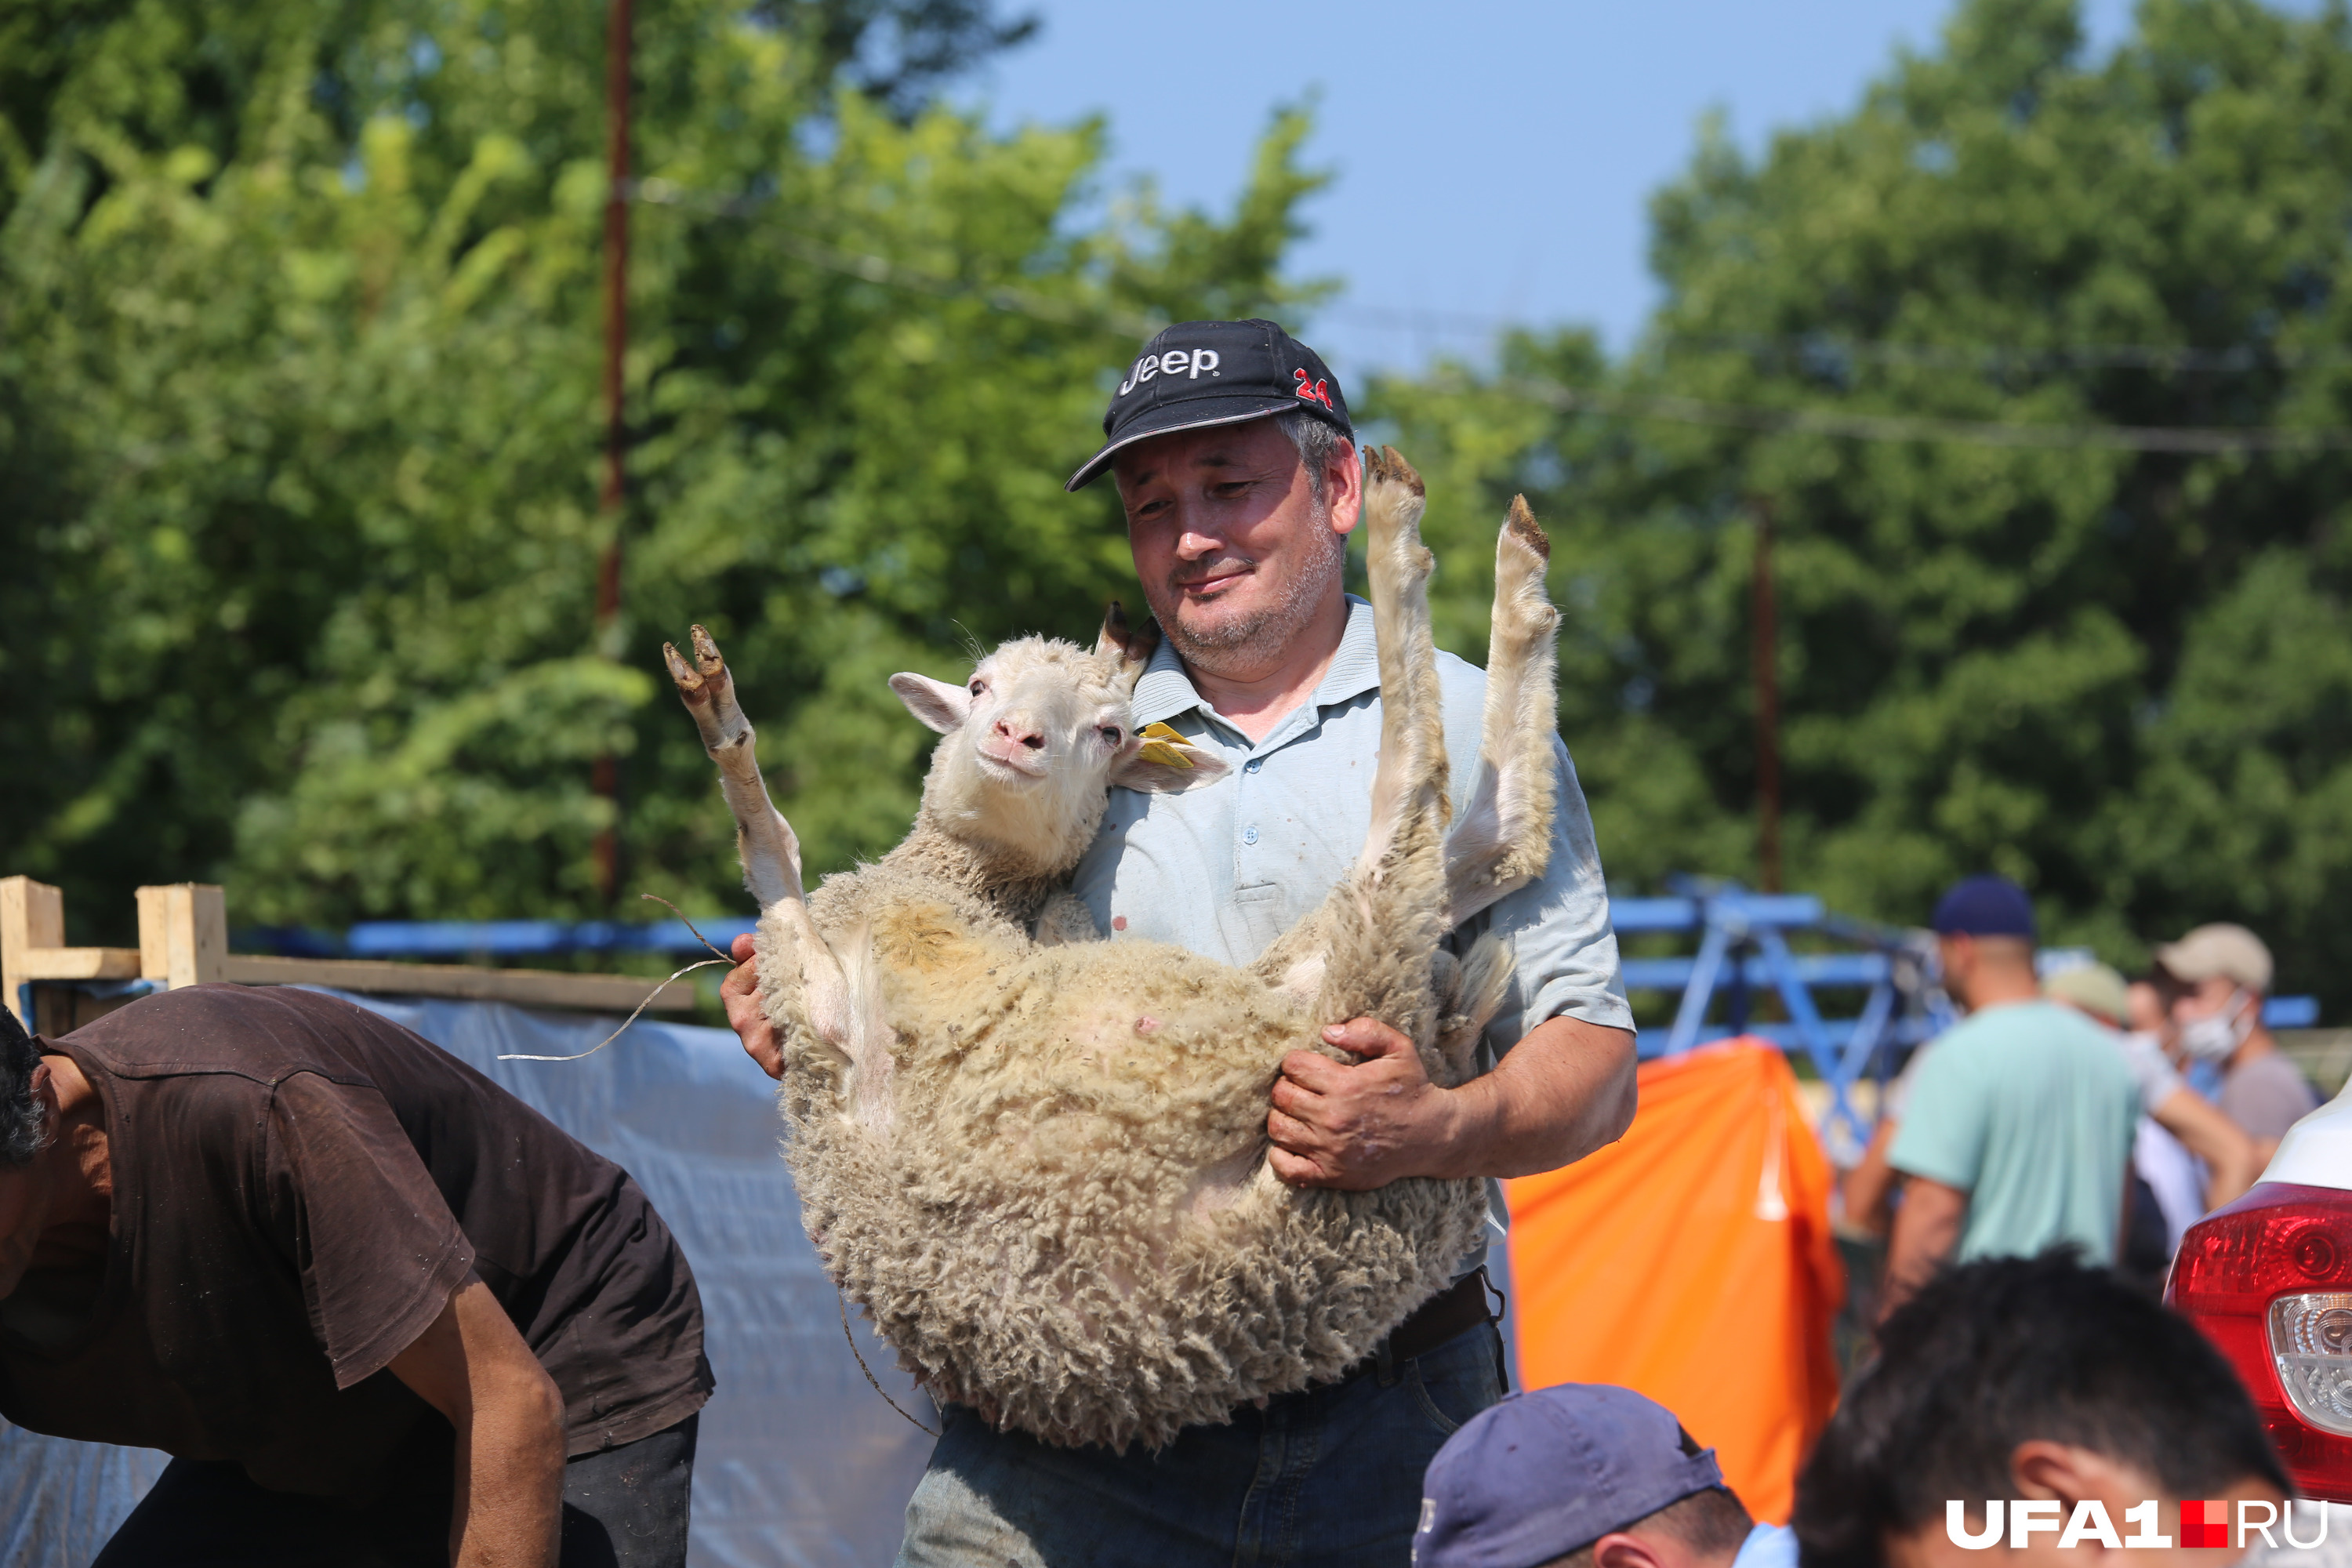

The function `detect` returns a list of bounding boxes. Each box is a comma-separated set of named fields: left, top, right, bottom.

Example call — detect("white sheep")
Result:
left=666, top=448, right=1562, bottom=1450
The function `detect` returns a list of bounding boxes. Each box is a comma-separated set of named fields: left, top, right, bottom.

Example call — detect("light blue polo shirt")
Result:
left=1071, top=595, right=1632, bottom=1058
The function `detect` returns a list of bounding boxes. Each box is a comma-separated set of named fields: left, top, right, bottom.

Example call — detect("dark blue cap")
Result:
left=1930, top=874, right=2038, bottom=939
left=1414, top=1385, right=1726, bottom=1568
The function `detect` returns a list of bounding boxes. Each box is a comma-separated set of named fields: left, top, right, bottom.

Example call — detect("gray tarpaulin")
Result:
left=1, top=989, right=934, bottom=1567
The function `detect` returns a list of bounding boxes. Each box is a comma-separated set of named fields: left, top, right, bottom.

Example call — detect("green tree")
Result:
left=0, top=0, right=1323, bottom=940
left=1373, top=0, right=2352, bottom=1005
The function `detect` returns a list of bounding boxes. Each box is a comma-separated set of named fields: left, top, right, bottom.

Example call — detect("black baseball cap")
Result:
left=1065, top=318, right=1353, bottom=491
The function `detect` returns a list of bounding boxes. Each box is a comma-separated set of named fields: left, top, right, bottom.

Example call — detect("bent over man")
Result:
left=0, top=983, right=712, bottom=1568
left=725, top=319, right=1638, bottom=1566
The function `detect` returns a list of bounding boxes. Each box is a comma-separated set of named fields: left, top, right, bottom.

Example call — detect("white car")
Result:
left=2172, top=1080, right=2352, bottom=1501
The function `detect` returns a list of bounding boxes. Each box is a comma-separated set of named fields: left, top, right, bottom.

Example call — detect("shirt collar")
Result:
left=1129, top=596, right=1379, bottom=735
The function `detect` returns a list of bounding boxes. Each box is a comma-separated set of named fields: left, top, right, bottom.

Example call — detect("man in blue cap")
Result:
left=725, top=322, right=1639, bottom=1564
left=1414, top=1384, right=1793, bottom=1568
left=1881, top=876, right=2139, bottom=1313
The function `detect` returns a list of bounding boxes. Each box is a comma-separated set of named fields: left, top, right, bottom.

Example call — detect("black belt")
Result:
left=1328, top=1267, right=1505, bottom=1388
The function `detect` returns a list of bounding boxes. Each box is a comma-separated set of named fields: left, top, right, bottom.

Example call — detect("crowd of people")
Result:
left=1404, top=872, right=2326, bottom=1568
left=1840, top=874, right=2319, bottom=1305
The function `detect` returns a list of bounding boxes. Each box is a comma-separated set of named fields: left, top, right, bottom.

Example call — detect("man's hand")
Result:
left=1269, top=1020, right=1457, bottom=1190
left=388, top=1273, right=564, bottom=1568
left=723, top=933, right=783, bottom=1080
left=1268, top=1013, right=1638, bottom=1190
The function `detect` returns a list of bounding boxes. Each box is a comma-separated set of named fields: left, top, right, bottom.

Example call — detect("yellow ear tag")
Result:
left=1136, top=721, right=1193, bottom=769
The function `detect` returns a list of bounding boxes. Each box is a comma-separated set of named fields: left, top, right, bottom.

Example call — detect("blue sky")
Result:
left=962, top=1, right=2148, bottom=377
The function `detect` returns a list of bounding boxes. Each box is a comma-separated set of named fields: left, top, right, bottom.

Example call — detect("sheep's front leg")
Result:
left=1443, top=497, right=1562, bottom=927
left=665, top=626, right=857, bottom=1068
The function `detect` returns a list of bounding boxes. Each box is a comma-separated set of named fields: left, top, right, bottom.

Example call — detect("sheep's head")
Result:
left=890, top=603, right=1227, bottom=877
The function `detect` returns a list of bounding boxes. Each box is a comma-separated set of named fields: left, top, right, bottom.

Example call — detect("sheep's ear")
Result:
left=890, top=673, right=972, bottom=734
left=1097, top=601, right=1160, bottom=693
left=1109, top=724, right=1229, bottom=793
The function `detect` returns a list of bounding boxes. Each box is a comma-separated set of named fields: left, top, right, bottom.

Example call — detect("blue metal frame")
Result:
left=1613, top=883, right=1949, bottom=1149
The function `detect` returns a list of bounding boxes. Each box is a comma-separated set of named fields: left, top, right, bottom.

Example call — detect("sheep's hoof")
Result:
left=1365, top=444, right=1425, bottom=498
left=662, top=640, right=704, bottom=700
left=665, top=623, right=736, bottom=714
left=690, top=623, right=728, bottom=679
left=1504, top=494, right=1550, bottom=561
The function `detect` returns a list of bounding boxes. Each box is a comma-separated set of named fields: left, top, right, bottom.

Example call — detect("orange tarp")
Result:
left=1504, top=1039, right=1845, bottom=1523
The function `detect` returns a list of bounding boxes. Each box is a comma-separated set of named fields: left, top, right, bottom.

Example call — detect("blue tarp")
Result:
left=1, top=989, right=934, bottom=1566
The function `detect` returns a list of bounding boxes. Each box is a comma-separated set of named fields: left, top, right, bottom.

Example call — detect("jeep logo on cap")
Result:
left=1116, top=348, right=1222, bottom=397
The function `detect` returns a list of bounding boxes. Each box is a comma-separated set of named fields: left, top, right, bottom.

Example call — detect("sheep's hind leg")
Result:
left=666, top=627, right=880, bottom=1115
left=1443, top=496, right=1562, bottom=927
left=1296, top=447, right=1454, bottom=1051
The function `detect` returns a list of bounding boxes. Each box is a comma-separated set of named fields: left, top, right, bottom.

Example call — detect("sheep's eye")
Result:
left=969, top=679, right=985, bottom=696
left=1100, top=725, right=1123, bottom=746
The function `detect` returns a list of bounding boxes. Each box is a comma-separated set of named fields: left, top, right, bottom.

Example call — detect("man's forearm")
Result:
left=390, top=1276, right=566, bottom=1568
left=450, top=1377, right=568, bottom=1568
left=1430, top=1014, right=1637, bottom=1181
left=1268, top=1012, right=1636, bottom=1189
left=1882, top=1174, right=1966, bottom=1321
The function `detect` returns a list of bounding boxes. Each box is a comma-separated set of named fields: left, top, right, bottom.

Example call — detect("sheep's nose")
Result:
left=993, top=718, right=1046, bottom=751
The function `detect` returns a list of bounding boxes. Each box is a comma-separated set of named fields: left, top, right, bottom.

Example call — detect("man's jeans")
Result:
left=896, top=1323, right=1507, bottom=1568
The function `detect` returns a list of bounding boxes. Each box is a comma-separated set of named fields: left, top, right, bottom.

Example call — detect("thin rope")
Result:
left=840, top=1290, right=940, bottom=1437
left=636, top=892, right=735, bottom=960
left=497, top=956, right=731, bottom=1062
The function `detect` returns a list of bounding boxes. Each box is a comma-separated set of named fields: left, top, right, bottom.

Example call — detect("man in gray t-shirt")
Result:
left=2156, top=923, right=2320, bottom=1146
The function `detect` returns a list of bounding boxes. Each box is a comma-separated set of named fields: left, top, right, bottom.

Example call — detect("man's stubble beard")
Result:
left=1150, top=521, right=1346, bottom=681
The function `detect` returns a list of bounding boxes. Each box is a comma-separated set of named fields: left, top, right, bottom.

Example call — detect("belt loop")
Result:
left=1375, top=1337, right=1398, bottom=1388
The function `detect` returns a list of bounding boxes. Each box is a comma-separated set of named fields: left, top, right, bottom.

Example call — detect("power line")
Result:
left=1656, top=333, right=2352, bottom=375
left=1474, top=376, right=2352, bottom=453
left=626, top=180, right=2351, bottom=453
left=1327, top=302, right=2352, bottom=374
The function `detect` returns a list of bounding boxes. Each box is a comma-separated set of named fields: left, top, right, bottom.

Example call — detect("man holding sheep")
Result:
left=724, top=318, right=1638, bottom=1567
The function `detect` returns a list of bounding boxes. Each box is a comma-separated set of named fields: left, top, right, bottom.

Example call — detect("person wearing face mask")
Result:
left=2156, top=922, right=2318, bottom=1150
left=2041, top=963, right=2256, bottom=1279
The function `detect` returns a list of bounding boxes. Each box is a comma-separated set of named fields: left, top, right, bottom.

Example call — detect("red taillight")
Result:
left=2170, top=1182, right=2352, bottom=1502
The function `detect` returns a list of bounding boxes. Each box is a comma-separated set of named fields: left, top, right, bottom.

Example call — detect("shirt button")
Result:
left=1243, top=826, right=1260, bottom=845
left=1244, top=759, right=1261, bottom=774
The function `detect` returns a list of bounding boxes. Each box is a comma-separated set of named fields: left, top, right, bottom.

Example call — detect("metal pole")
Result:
left=1751, top=498, right=1783, bottom=895
left=591, top=0, right=633, bottom=909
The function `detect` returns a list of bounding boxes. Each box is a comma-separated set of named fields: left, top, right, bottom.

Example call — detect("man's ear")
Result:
left=1327, top=437, right=1364, bottom=538
left=889, top=673, right=972, bottom=734
left=1109, top=731, right=1229, bottom=794
left=1591, top=1530, right=1671, bottom=1568
left=2011, top=1439, right=2151, bottom=1504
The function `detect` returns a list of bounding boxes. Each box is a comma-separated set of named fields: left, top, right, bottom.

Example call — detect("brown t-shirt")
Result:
left=0, top=985, right=713, bottom=1500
